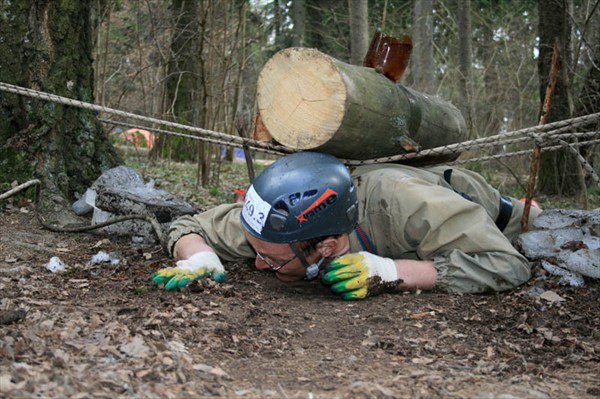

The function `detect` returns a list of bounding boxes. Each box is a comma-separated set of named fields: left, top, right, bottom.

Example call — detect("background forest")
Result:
left=1, top=0, right=599, bottom=210
left=97, top=0, right=600, bottom=196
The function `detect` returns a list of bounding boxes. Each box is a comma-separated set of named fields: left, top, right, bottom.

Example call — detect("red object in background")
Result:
left=117, top=128, right=156, bottom=149
left=364, top=32, right=413, bottom=82
left=233, top=188, right=246, bottom=203
left=519, top=198, right=540, bottom=209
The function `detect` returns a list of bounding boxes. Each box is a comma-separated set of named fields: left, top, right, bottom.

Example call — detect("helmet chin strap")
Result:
left=290, top=242, right=324, bottom=281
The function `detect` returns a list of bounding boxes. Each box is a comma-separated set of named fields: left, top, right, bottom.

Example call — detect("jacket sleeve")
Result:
left=378, top=176, right=531, bottom=293
left=166, top=203, right=256, bottom=261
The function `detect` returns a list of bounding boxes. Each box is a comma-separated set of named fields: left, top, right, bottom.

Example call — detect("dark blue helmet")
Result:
left=241, top=152, right=358, bottom=243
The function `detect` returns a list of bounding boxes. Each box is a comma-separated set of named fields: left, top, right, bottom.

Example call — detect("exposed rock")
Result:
left=71, top=166, right=199, bottom=242
left=95, top=185, right=196, bottom=223
left=515, top=208, right=600, bottom=278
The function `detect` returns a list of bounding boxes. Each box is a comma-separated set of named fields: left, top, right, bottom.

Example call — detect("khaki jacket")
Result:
left=167, top=164, right=541, bottom=294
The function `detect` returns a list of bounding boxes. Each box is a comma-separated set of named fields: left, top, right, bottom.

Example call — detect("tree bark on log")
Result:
left=257, top=47, right=466, bottom=162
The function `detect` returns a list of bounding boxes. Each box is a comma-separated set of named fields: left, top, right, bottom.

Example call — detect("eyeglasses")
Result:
left=255, top=251, right=298, bottom=271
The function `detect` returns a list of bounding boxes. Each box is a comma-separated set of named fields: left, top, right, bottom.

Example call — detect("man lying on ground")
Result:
left=151, top=151, right=541, bottom=300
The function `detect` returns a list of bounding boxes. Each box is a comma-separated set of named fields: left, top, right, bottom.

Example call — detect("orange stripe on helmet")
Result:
left=295, top=188, right=338, bottom=224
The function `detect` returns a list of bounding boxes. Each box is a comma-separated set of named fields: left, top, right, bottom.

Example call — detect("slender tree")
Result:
left=537, top=0, right=581, bottom=195
left=572, top=0, right=600, bottom=184
left=456, top=0, right=474, bottom=137
left=154, top=0, right=203, bottom=163
left=411, top=0, right=434, bottom=93
left=0, top=0, right=120, bottom=218
left=348, top=0, right=369, bottom=65
left=292, top=0, right=307, bottom=46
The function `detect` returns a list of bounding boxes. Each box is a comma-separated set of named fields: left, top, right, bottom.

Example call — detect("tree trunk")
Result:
left=574, top=20, right=600, bottom=185
left=348, top=0, right=369, bottom=66
left=576, top=52, right=600, bottom=114
left=154, top=0, right=202, bottom=163
left=477, top=8, right=501, bottom=138
left=199, top=0, right=217, bottom=187
left=274, top=0, right=282, bottom=36
left=292, top=0, right=306, bottom=47
left=0, top=0, right=120, bottom=216
left=410, top=0, right=434, bottom=93
left=257, top=48, right=466, bottom=162
left=456, top=0, right=474, bottom=138
left=537, top=0, right=580, bottom=195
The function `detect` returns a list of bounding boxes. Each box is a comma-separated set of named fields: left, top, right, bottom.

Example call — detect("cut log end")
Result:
left=257, top=47, right=346, bottom=149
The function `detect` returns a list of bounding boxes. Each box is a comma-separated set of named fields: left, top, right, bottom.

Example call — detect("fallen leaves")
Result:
left=540, top=290, right=566, bottom=303
left=1, top=209, right=599, bottom=398
left=192, top=363, right=229, bottom=377
left=120, top=337, right=151, bottom=358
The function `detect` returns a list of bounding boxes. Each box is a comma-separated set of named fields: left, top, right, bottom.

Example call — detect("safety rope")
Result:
left=1, top=81, right=599, bottom=166
left=99, top=118, right=291, bottom=157
left=450, top=138, right=600, bottom=165
left=0, top=82, right=291, bottom=156
left=344, top=114, right=600, bottom=165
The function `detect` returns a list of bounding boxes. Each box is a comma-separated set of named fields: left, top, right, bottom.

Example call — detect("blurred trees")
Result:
left=160, top=0, right=202, bottom=163
left=537, top=0, right=578, bottom=195
left=39, top=0, right=600, bottom=191
left=456, top=0, right=473, bottom=136
left=348, top=0, right=369, bottom=65
left=291, top=0, right=306, bottom=46
left=572, top=0, right=600, bottom=191
left=0, top=0, right=596, bottom=204
left=411, top=0, right=434, bottom=93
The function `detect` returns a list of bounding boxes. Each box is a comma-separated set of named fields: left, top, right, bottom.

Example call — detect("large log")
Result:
left=257, top=47, right=466, bottom=162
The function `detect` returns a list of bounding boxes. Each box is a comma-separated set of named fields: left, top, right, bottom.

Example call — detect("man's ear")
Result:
left=316, top=236, right=344, bottom=257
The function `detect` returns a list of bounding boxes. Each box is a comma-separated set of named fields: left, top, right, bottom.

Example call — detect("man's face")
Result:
left=244, top=231, right=319, bottom=282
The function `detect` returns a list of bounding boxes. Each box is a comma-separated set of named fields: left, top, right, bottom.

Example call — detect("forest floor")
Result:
left=2, top=155, right=600, bottom=398
left=1, top=204, right=599, bottom=398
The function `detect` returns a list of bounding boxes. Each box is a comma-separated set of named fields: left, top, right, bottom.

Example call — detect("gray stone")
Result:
left=516, top=209, right=600, bottom=278
left=73, top=166, right=199, bottom=243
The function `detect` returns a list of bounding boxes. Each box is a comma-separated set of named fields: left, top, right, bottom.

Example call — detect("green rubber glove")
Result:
left=322, top=252, right=398, bottom=300
left=150, top=251, right=226, bottom=290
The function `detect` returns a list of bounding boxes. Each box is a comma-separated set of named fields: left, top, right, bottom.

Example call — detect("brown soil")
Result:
left=1, top=205, right=599, bottom=398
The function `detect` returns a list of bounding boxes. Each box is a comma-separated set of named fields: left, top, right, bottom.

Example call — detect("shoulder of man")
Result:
left=349, top=163, right=446, bottom=182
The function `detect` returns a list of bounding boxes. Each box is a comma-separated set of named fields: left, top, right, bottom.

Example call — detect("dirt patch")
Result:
left=1, top=206, right=599, bottom=398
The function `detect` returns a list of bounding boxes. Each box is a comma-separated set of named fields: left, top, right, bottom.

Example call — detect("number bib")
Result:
left=242, top=185, right=271, bottom=234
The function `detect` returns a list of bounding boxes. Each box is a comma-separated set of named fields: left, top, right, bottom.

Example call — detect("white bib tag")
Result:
left=242, top=185, right=271, bottom=234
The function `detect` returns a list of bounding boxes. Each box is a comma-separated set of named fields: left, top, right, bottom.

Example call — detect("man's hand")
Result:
left=322, top=252, right=399, bottom=300
left=150, top=252, right=226, bottom=290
